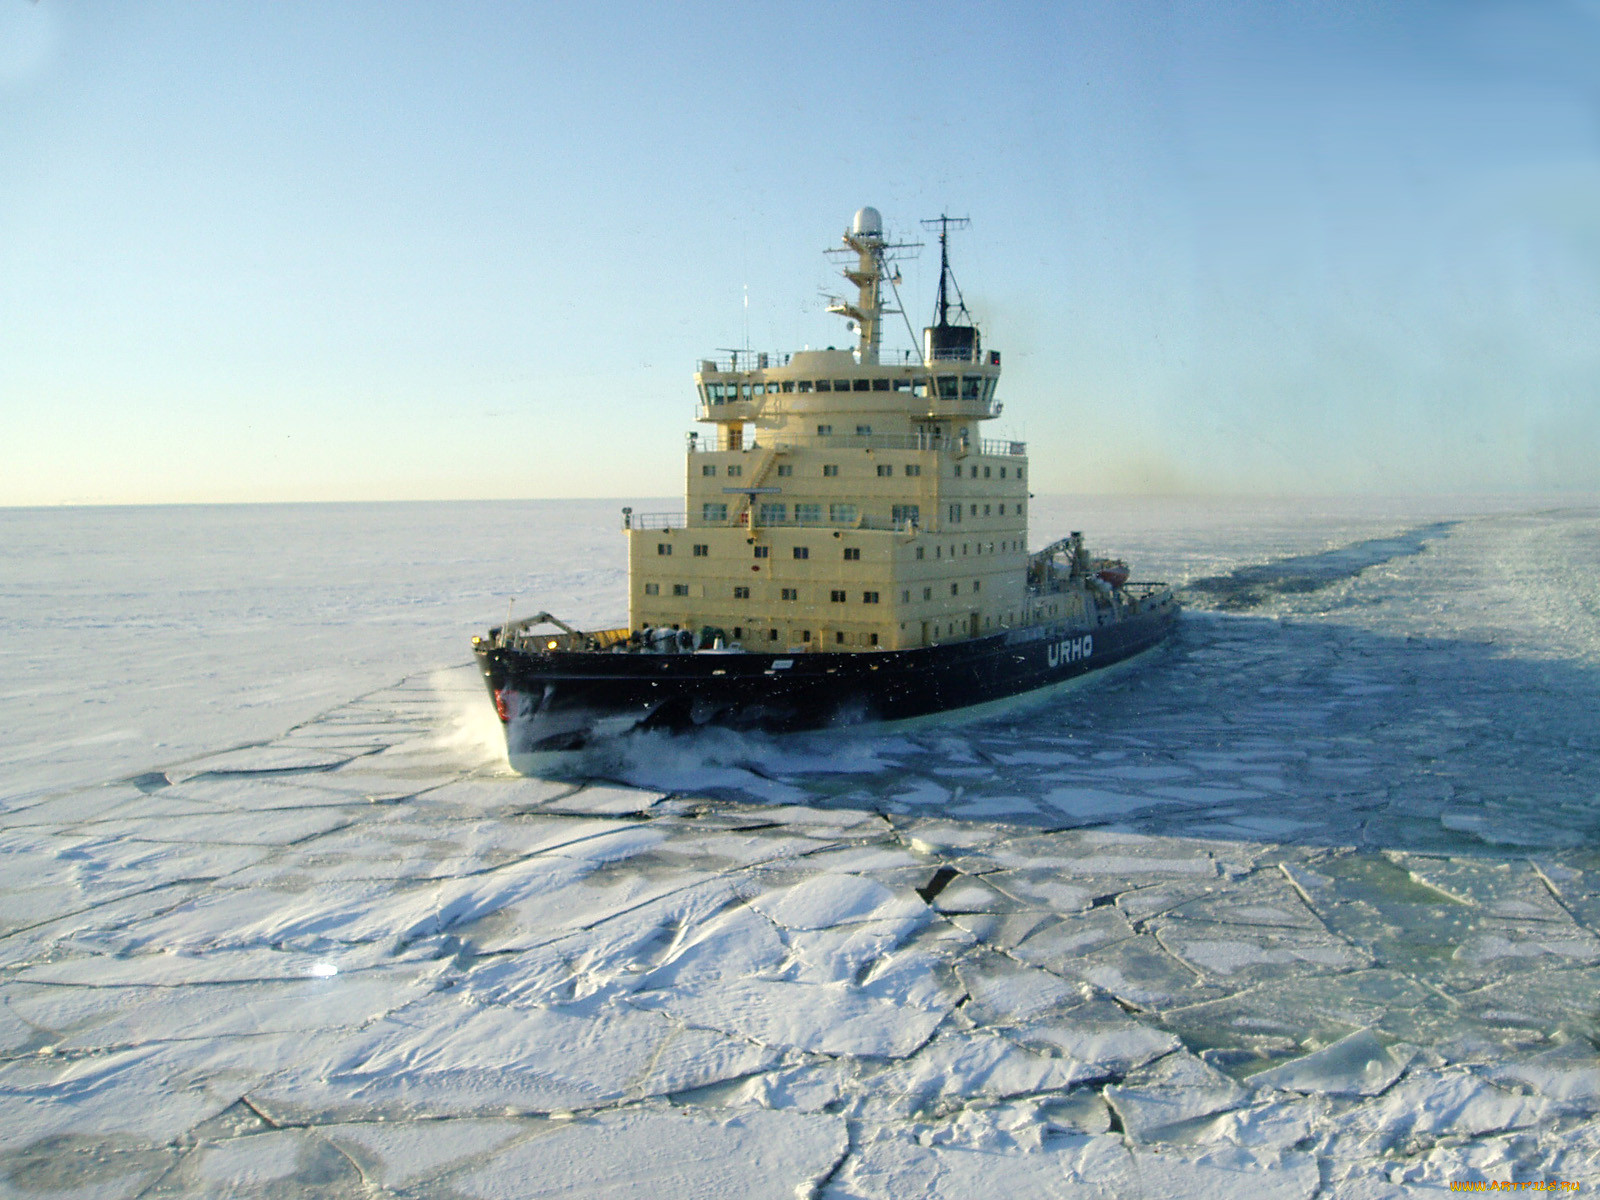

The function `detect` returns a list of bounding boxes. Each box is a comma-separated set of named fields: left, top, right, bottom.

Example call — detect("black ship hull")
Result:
left=474, top=598, right=1178, bottom=761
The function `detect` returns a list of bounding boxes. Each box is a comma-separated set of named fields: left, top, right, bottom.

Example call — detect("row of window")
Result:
left=916, top=540, right=1020, bottom=557
left=699, top=461, right=1013, bottom=480
left=666, top=537, right=1021, bottom=558
left=722, top=628, right=882, bottom=646
left=644, top=583, right=881, bottom=604
left=702, top=376, right=995, bottom=402
left=946, top=502, right=1019, bottom=522
left=956, top=463, right=1018, bottom=479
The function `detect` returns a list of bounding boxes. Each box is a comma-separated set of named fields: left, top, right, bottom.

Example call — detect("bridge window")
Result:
left=937, top=375, right=958, bottom=398
left=872, top=378, right=890, bottom=391
left=797, top=380, right=813, bottom=393
left=892, top=504, right=920, bottom=526
left=852, top=380, right=870, bottom=393
left=893, top=378, right=912, bottom=391
left=702, top=503, right=727, bottom=521
left=830, top=504, right=857, bottom=523
left=795, top=503, right=821, bottom=523
left=835, top=380, right=852, bottom=392
left=815, top=380, right=831, bottom=392
left=962, top=376, right=982, bottom=400
left=758, top=503, right=786, bottom=522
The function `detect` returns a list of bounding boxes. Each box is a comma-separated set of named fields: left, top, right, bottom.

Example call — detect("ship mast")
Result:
left=827, top=207, right=917, bottom=365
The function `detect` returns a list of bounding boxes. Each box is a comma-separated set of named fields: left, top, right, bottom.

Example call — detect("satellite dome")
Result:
left=852, top=206, right=883, bottom=237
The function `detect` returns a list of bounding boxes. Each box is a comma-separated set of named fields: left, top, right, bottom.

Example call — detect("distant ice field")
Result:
left=1, top=495, right=1597, bottom=1198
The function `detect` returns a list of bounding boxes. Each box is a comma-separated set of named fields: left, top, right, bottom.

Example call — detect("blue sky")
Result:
left=3, top=0, right=1597, bottom=504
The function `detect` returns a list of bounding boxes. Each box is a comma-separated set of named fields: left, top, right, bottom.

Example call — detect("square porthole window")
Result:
left=843, top=547, right=861, bottom=560
left=856, top=424, right=872, bottom=434
left=793, top=546, right=809, bottom=560
left=702, top=465, right=716, bottom=476
left=727, top=465, right=743, bottom=477
left=876, top=464, right=892, bottom=477
left=823, top=464, right=839, bottom=477
left=693, top=544, right=708, bottom=556
left=672, top=584, right=689, bottom=596
left=734, top=586, right=750, bottom=599
left=831, top=590, right=846, bottom=603
left=644, top=583, right=659, bottom=595
left=781, top=588, right=798, bottom=601
left=905, top=464, right=920, bottom=476
left=863, top=592, right=879, bottom=604
left=657, top=543, right=671, bottom=555
left=753, top=545, right=769, bottom=559
left=777, top=464, right=793, bottom=476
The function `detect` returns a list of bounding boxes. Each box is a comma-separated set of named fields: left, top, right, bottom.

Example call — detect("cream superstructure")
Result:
left=626, top=208, right=1085, bottom=652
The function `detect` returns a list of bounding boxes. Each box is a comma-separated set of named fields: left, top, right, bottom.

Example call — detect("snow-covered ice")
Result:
left=2, top=496, right=1598, bottom=1197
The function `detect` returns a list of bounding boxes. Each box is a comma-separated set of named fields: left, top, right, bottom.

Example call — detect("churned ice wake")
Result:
left=0, top=497, right=1596, bottom=1197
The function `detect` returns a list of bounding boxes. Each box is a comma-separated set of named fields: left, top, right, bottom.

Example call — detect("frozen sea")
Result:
left=2, top=495, right=1598, bottom=1198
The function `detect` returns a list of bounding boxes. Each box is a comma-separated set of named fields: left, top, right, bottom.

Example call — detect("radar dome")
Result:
left=852, top=206, right=883, bottom=237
